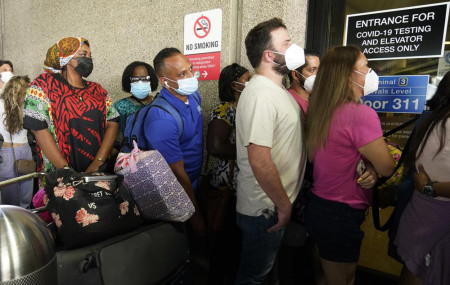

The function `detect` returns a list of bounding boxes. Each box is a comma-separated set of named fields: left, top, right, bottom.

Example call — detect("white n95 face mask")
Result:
left=299, top=73, right=316, bottom=93
left=233, top=81, right=248, bottom=92
left=0, top=71, right=14, bottom=84
left=353, top=69, right=379, bottom=95
left=272, top=44, right=305, bottom=70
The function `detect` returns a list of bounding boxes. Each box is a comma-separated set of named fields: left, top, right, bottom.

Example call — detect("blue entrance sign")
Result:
left=361, top=75, right=429, bottom=113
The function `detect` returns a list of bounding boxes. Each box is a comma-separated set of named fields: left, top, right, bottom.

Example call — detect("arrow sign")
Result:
left=202, top=70, right=208, bottom=78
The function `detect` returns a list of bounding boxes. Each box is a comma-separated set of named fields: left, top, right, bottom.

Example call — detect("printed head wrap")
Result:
left=43, top=37, right=89, bottom=73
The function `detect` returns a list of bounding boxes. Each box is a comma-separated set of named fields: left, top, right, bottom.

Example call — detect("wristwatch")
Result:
left=423, top=181, right=437, bottom=197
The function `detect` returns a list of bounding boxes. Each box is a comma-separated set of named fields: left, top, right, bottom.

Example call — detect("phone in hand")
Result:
left=356, top=159, right=366, bottom=176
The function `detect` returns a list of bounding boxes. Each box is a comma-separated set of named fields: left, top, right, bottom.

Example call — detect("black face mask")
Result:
left=75, top=57, right=93, bottom=78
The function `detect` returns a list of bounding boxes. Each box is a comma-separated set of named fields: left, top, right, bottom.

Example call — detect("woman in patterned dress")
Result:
left=23, top=37, right=119, bottom=176
left=205, top=63, right=251, bottom=285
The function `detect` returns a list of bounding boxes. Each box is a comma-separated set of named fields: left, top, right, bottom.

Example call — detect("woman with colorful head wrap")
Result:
left=23, top=37, right=119, bottom=177
left=204, top=63, right=250, bottom=284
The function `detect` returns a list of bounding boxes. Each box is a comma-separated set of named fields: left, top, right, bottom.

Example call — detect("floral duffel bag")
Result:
left=44, top=168, right=143, bottom=249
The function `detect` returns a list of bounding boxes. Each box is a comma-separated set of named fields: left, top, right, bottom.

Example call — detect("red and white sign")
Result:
left=194, top=16, right=211, bottom=38
left=186, top=52, right=221, bottom=81
left=184, top=9, right=222, bottom=81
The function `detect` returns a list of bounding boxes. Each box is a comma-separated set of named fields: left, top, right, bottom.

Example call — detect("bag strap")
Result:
left=115, top=141, right=141, bottom=173
left=382, top=117, right=419, bottom=138
left=8, top=133, right=22, bottom=195
left=9, top=133, right=18, bottom=175
left=372, top=116, right=419, bottom=231
left=192, top=91, right=201, bottom=105
left=121, top=93, right=160, bottom=151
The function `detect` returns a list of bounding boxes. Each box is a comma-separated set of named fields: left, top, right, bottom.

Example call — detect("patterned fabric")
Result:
left=44, top=37, right=89, bottom=74
left=23, top=72, right=119, bottom=174
left=115, top=145, right=195, bottom=222
left=208, top=102, right=239, bottom=192
left=378, top=142, right=404, bottom=190
left=113, top=96, right=149, bottom=144
left=44, top=168, right=143, bottom=249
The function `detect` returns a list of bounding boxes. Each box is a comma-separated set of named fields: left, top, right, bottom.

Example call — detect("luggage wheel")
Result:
left=79, top=250, right=100, bottom=273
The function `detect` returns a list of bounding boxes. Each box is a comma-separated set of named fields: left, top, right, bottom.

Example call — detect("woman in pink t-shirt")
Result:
left=305, top=46, right=395, bottom=285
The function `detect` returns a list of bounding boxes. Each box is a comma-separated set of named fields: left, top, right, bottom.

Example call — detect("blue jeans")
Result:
left=235, top=212, right=285, bottom=285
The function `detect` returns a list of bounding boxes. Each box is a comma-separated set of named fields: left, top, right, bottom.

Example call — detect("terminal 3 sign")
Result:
left=345, top=3, right=449, bottom=60
left=361, top=75, right=429, bottom=114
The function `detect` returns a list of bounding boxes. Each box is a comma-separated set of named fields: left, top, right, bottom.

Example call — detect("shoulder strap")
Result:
left=9, top=134, right=18, bottom=175
left=192, top=91, right=201, bottom=105
left=121, top=105, right=146, bottom=150
left=372, top=116, right=420, bottom=232
left=149, top=96, right=184, bottom=139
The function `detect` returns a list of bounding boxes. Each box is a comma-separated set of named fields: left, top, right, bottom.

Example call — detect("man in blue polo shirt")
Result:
left=145, top=47, right=205, bottom=235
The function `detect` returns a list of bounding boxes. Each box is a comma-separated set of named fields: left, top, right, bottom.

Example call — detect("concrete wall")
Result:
left=1, top=0, right=307, bottom=119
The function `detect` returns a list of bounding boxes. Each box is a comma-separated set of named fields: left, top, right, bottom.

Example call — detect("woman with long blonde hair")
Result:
left=305, top=46, right=395, bottom=285
left=0, top=75, right=34, bottom=207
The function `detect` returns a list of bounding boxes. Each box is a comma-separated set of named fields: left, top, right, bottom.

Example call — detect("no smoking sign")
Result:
left=194, top=16, right=210, bottom=38
left=185, top=9, right=222, bottom=81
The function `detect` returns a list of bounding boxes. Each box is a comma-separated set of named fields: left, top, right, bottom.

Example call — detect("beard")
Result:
left=271, top=53, right=290, bottom=75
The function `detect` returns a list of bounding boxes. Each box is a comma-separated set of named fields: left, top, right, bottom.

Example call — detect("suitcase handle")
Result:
left=82, top=174, right=118, bottom=183
left=0, top=172, right=46, bottom=189
left=30, top=206, right=47, bottom=214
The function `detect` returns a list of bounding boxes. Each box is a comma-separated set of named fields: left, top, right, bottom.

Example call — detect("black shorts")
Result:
left=305, top=193, right=366, bottom=263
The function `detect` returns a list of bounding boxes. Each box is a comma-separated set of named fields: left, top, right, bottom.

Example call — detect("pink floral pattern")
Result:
left=53, top=177, right=75, bottom=200
left=134, top=205, right=140, bottom=216
left=119, top=201, right=129, bottom=215
left=75, top=208, right=99, bottom=227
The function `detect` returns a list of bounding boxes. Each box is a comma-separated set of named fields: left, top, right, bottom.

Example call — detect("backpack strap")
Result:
left=191, top=91, right=201, bottom=105
left=121, top=94, right=159, bottom=151
left=149, top=97, right=184, bottom=140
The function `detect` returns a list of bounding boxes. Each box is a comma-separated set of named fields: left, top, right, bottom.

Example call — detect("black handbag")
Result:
left=45, top=168, right=143, bottom=249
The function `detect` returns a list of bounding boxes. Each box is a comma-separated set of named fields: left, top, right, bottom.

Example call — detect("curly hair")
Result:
left=2, top=75, right=30, bottom=134
left=121, top=61, right=159, bottom=93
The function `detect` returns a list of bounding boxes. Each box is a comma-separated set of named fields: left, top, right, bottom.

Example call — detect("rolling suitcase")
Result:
left=0, top=173, right=190, bottom=285
left=56, top=222, right=189, bottom=285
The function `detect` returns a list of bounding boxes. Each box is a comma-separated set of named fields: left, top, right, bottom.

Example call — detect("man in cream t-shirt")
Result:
left=235, top=18, right=306, bottom=284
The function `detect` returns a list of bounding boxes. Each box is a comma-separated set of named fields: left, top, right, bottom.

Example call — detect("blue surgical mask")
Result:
left=131, top=81, right=151, bottom=99
left=164, top=76, right=198, bottom=96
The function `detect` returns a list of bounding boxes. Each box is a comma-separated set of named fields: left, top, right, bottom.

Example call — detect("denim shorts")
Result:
left=305, top=193, right=366, bottom=262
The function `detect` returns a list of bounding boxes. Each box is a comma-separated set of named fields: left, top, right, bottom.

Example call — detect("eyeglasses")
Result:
left=130, top=76, right=151, bottom=83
